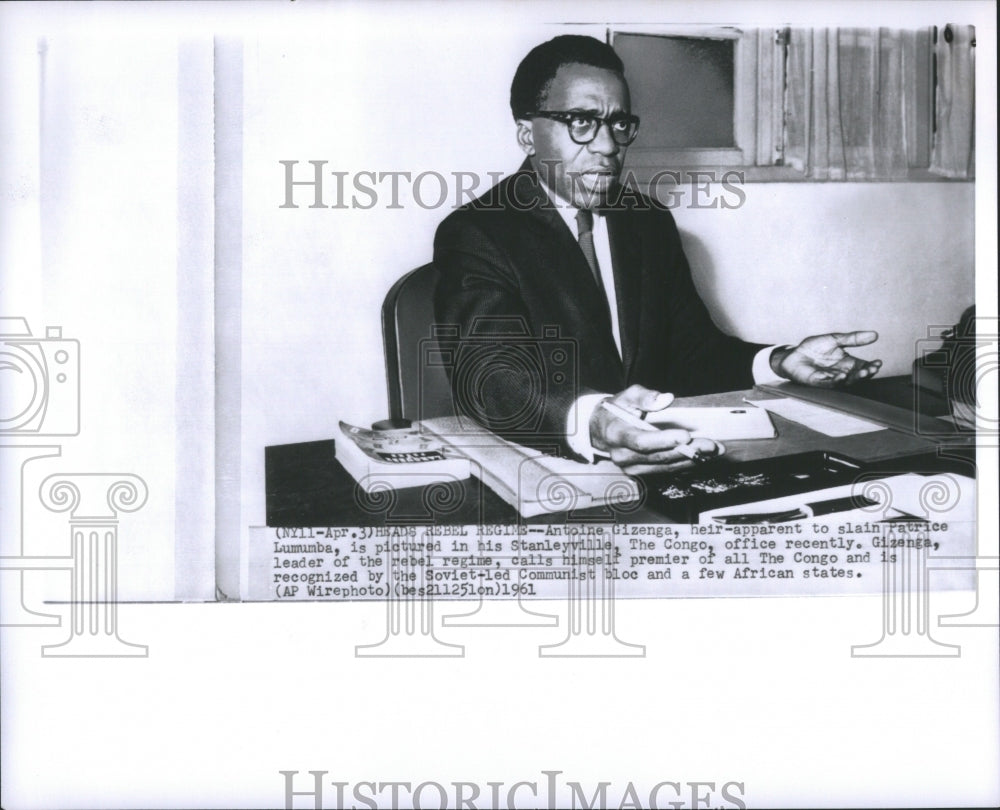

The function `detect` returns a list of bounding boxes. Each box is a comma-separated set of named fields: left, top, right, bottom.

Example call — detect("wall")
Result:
left=1, top=27, right=216, bottom=602
left=236, top=20, right=577, bottom=551
left=673, top=180, right=974, bottom=367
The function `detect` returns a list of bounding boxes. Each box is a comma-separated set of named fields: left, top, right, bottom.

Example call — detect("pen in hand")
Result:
left=600, top=400, right=719, bottom=462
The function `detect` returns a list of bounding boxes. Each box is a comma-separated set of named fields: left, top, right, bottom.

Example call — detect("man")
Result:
left=434, top=35, right=881, bottom=473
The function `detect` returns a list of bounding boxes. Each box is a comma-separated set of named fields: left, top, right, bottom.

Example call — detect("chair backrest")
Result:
left=382, top=263, right=454, bottom=422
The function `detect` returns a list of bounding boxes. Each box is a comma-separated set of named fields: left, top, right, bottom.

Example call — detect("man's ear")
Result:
left=515, top=119, right=535, bottom=156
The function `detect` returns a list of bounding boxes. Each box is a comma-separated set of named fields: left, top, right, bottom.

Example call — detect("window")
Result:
left=610, top=25, right=974, bottom=182
left=612, top=26, right=784, bottom=179
left=616, top=33, right=736, bottom=149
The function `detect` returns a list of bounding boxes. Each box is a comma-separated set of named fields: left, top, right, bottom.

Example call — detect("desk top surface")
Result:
left=265, top=381, right=975, bottom=527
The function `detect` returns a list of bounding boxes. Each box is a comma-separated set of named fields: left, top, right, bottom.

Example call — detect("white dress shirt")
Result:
left=541, top=187, right=782, bottom=460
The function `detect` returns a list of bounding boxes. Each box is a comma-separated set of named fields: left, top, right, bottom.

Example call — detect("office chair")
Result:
left=382, top=263, right=455, bottom=422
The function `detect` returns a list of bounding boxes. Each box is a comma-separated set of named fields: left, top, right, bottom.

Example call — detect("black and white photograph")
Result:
left=1, top=1, right=997, bottom=808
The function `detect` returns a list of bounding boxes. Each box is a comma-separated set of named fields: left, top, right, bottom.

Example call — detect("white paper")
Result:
left=751, top=396, right=888, bottom=436
left=702, top=473, right=976, bottom=523
left=645, top=405, right=777, bottom=439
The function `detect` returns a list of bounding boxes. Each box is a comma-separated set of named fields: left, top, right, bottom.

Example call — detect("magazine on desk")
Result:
left=335, top=419, right=472, bottom=492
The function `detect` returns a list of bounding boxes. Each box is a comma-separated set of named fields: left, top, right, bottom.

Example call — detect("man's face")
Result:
left=519, top=63, right=631, bottom=210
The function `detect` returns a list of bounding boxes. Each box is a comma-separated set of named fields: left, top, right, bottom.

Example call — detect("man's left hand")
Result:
left=771, top=331, right=883, bottom=386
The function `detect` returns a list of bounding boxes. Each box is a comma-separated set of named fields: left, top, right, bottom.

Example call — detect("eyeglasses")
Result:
left=525, top=110, right=640, bottom=146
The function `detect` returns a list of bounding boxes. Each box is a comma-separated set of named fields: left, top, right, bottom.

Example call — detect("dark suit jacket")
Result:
left=433, top=162, right=766, bottom=455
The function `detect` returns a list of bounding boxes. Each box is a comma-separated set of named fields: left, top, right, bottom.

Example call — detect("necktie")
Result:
left=575, top=207, right=616, bottom=336
left=574, top=208, right=604, bottom=292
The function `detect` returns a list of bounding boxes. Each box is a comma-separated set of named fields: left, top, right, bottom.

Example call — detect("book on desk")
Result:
left=420, top=416, right=643, bottom=518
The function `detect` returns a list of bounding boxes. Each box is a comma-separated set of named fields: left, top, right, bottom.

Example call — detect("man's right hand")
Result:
left=589, top=385, right=722, bottom=475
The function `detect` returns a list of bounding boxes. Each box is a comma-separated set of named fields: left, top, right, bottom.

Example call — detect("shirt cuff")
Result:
left=566, top=393, right=613, bottom=462
left=752, top=345, right=788, bottom=385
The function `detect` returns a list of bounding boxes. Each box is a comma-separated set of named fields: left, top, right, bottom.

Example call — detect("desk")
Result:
left=266, top=381, right=975, bottom=526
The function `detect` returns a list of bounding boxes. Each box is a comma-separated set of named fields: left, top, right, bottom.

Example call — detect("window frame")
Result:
left=608, top=24, right=958, bottom=184
left=610, top=25, right=787, bottom=181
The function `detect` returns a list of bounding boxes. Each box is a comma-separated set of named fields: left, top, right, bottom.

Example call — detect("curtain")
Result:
left=785, top=28, right=946, bottom=180
left=930, top=25, right=976, bottom=178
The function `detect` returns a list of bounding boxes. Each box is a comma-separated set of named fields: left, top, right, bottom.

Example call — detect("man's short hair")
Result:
left=510, top=35, right=625, bottom=120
